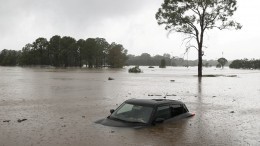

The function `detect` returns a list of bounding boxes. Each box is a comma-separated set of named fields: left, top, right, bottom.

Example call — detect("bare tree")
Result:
left=156, top=0, right=241, bottom=77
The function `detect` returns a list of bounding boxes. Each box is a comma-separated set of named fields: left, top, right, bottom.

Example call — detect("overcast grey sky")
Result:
left=0, top=0, right=259, bottom=60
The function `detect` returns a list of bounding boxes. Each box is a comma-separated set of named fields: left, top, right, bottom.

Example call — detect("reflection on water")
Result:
left=198, top=77, right=202, bottom=97
left=0, top=66, right=260, bottom=146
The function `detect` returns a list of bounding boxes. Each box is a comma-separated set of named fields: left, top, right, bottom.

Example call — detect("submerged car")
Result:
left=95, top=99, right=195, bottom=128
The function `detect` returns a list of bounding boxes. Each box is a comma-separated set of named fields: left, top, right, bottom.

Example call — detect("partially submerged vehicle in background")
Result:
left=95, top=99, right=195, bottom=128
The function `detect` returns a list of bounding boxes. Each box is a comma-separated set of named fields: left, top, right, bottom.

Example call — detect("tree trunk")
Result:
left=198, top=44, right=203, bottom=77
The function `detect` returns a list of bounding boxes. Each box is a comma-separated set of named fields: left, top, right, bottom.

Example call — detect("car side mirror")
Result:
left=110, top=109, right=115, bottom=114
left=154, top=118, right=164, bottom=124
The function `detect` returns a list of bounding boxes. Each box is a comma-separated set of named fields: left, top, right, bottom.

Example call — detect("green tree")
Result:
left=94, top=38, right=109, bottom=67
left=1, top=35, right=129, bottom=68
left=0, top=49, right=20, bottom=66
left=229, top=59, right=260, bottom=69
left=32, top=37, right=49, bottom=65
left=217, top=57, right=228, bottom=69
left=48, top=35, right=62, bottom=67
left=156, top=0, right=241, bottom=77
left=77, top=39, right=86, bottom=67
left=107, top=43, right=128, bottom=68
left=19, top=43, right=34, bottom=65
left=60, top=36, right=77, bottom=67
left=140, top=53, right=152, bottom=66
left=159, top=59, right=166, bottom=68
left=84, top=38, right=96, bottom=68
left=79, top=38, right=109, bottom=68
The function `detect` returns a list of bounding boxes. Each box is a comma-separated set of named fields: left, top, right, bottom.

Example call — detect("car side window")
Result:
left=170, top=104, right=187, bottom=116
left=155, top=104, right=189, bottom=120
left=155, top=105, right=171, bottom=120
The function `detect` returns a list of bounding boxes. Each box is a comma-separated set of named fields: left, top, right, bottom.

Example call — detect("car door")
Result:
left=155, top=105, right=172, bottom=120
left=155, top=104, right=188, bottom=121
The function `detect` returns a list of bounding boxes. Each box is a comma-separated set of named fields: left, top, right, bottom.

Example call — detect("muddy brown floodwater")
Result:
left=0, top=66, right=260, bottom=146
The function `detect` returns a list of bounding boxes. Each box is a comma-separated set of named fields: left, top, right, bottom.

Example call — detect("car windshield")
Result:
left=110, top=103, right=153, bottom=124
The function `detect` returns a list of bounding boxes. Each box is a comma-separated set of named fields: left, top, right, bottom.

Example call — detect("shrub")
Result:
left=128, top=66, right=142, bottom=73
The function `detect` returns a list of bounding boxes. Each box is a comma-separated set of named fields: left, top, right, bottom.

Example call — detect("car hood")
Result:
left=95, top=118, right=147, bottom=128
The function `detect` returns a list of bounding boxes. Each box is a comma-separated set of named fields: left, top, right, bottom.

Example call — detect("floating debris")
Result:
left=17, top=119, right=27, bottom=123
left=110, top=130, right=115, bottom=133
left=82, top=116, right=85, bottom=118
left=3, top=120, right=10, bottom=123
left=226, top=75, right=237, bottom=77
left=170, top=80, right=175, bottom=82
left=108, top=77, right=114, bottom=80
left=60, top=117, right=64, bottom=119
left=166, top=94, right=177, bottom=96
left=148, top=94, right=162, bottom=96
left=196, top=74, right=238, bottom=77
left=200, top=74, right=220, bottom=77
left=230, top=111, right=235, bottom=113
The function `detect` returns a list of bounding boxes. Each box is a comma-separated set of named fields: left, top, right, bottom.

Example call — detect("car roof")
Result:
left=125, top=98, right=184, bottom=107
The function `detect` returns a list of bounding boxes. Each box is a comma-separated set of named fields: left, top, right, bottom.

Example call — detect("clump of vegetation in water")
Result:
left=128, top=66, right=142, bottom=73
left=216, top=64, right=222, bottom=68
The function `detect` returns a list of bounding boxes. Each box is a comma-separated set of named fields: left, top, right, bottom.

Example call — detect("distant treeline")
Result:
left=229, top=59, right=260, bottom=69
left=126, top=53, right=221, bottom=67
left=0, top=35, right=127, bottom=68
left=2, top=40, right=258, bottom=69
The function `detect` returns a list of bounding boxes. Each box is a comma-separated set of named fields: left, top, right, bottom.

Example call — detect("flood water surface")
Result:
left=0, top=66, right=260, bottom=146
